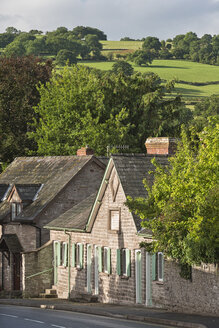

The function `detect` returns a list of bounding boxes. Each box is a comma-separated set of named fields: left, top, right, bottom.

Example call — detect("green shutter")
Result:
left=79, top=244, right=84, bottom=269
left=152, top=253, right=156, bottom=281
left=116, top=249, right=121, bottom=275
left=126, top=249, right=131, bottom=277
left=71, top=243, right=75, bottom=267
left=107, top=248, right=111, bottom=274
left=98, top=246, right=102, bottom=272
left=57, top=242, right=61, bottom=266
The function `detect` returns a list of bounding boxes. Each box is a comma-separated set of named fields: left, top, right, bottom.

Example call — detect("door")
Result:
left=54, top=241, right=61, bottom=285
left=135, top=250, right=142, bottom=304
left=87, top=244, right=92, bottom=293
left=13, top=253, right=21, bottom=290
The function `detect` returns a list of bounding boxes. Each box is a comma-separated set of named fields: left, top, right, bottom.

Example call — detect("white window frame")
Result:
left=109, top=209, right=120, bottom=232
left=11, top=202, right=22, bottom=220
left=76, top=243, right=83, bottom=269
left=62, top=242, right=68, bottom=267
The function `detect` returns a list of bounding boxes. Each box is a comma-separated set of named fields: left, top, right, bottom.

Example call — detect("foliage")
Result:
left=56, top=49, right=77, bottom=66
left=142, top=36, right=161, bottom=53
left=191, top=95, right=219, bottom=132
left=0, top=56, right=53, bottom=163
left=30, top=65, right=189, bottom=156
left=72, top=26, right=107, bottom=40
left=128, top=50, right=155, bottom=66
left=111, top=60, right=134, bottom=76
left=127, top=117, right=219, bottom=266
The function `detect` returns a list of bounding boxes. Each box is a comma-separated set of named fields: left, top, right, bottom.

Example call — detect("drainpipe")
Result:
left=64, top=229, right=71, bottom=300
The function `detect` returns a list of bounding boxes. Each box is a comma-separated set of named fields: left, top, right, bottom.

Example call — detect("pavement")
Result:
left=0, top=298, right=218, bottom=328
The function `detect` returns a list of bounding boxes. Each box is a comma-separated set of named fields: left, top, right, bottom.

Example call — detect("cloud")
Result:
left=0, top=0, right=218, bottom=39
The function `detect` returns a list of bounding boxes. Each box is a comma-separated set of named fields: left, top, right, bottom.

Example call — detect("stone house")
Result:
left=42, top=138, right=218, bottom=315
left=0, top=149, right=106, bottom=293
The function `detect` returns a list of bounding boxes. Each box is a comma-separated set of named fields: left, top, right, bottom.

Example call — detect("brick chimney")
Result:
left=145, top=137, right=177, bottom=155
left=77, top=145, right=94, bottom=156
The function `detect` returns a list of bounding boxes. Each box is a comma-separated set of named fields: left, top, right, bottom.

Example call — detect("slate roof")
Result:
left=0, top=234, right=23, bottom=253
left=0, top=156, right=104, bottom=223
left=46, top=153, right=169, bottom=233
left=112, top=153, right=169, bottom=231
left=0, top=184, right=10, bottom=201
left=12, top=184, right=42, bottom=201
left=46, top=193, right=97, bottom=230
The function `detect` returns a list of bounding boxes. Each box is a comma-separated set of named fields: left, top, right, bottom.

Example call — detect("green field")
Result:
left=81, top=60, right=219, bottom=99
left=101, top=40, right=143, bottom=50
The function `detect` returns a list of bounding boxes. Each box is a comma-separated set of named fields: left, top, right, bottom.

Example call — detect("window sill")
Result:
left=108, top=230, right=120, bottom=234
left=120, top=275, right=130, bottom=280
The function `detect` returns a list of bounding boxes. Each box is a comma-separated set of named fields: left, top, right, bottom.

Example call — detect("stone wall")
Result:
left=4, top=223, right=37, bottom=251
left=163, top=260, right=219, bottom=315
left=22, top=240, right=53, bottom=298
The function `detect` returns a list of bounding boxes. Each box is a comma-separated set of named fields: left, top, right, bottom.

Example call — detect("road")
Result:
left=0, top=305, right=171, bottom=328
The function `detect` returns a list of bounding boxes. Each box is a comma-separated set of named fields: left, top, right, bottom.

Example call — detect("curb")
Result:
left=0, top=300, right=208, bottom=328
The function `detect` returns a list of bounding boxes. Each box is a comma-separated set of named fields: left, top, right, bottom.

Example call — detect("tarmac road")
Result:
left=0, top=305, right=172, bottom=328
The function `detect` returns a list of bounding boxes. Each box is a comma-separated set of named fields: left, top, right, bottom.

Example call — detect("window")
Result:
left=117, top=249, right=131, bottom=277
left=72, top=243, right=84, bottom=269
left=62, top=242, right=68, bottom=267
left=152, top=252, right=164, bottom=282
left=11, top=202, right=22, bottom=220
left=109, top=210, right=120, bottom=231
left=103, top=247, right=111, bottom=274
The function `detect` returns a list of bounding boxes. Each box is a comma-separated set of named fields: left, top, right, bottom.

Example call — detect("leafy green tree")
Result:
left=129, top=49, right=155, bottom=66
left=142, top=36, right=161, bottom=52
left=30, top=65, right=190, bottom=156
left=25, top=37, right=47, bottom=56
left=4, top=40, right=26, bottom=57
left=0, top=56, right=53, bottom=164
left=127, top=117, right=219, bottom=266
left=72, top=26, right=107, bottom=40
left=0, top=33, right=16, bottom=48
left=56, top=49, right=77, bottom=66
left=191, top=95, right=219, bottom=132
left=5, top=27, right=20, bottom=34
left=111, top=60, right=134, bottom=76
left=85, top=34, right=102, bottom=58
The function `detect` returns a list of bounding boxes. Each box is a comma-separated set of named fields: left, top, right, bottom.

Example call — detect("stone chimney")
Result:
left=145, top=137, right=177, bottom=155
left=77, top=145, right=94, bottom=156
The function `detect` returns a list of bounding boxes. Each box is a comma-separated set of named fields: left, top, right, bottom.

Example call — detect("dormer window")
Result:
left=7, top=183, right=42, bottom=221
left=11, top=202, right=22, bottom=220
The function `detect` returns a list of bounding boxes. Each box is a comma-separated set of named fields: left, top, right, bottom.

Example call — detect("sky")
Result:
left=1, top=0, right=219, bottom=40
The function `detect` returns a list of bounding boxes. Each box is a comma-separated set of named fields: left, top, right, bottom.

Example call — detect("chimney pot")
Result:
left=145, top=137, right=177, bottom=155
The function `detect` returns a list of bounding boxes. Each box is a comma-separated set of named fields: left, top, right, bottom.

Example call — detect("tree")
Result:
left=72, top=26, right=107, bottom=40
left=129, top=50, right=155, bottom=66
left=127, top=117, right=219, bottom=268
left=4, top=40, right=26, bottom=57
left=85, top=34, right=102, bottom=58
left=0, top=56, right=53, bottom=164
left=5, top=27, right=20, bottom=34
left=142, top=36, right=161, bottom=52
left=191, top=95, right=219, bottom=132
left=56, top=49, right=77, bottom=66
left=30, top=65, right=190, bottom=156
left=111, top=60, right=134, bottom=76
